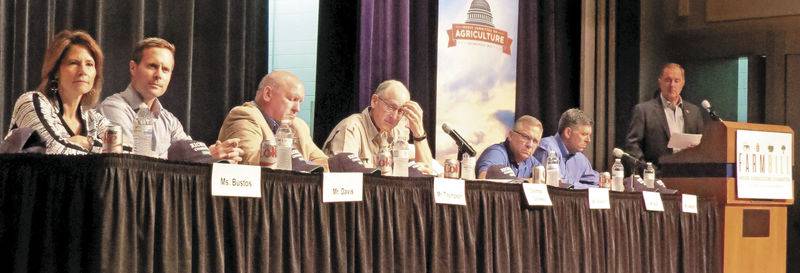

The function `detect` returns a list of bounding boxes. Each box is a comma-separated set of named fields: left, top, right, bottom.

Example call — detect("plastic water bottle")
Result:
left=643, top=162, right=656, bottom=188
left=391, top=136, right=409, bottom=177
left=611, top=158, right=625, bottom=192
left=545, top=151, right=560, bottom=186
left=133, top=104, right=154, bottom=157
left=275, top=119, right=294, bottom=171
left=460, top=153, right=475, bottom=180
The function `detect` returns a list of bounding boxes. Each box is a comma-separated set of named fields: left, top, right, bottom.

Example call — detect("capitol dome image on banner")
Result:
left=436, top=0, right=519, bottom=160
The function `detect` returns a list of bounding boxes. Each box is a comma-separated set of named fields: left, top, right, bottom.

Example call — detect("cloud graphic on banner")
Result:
left=494, top=110, right=515, bottom=128
left=437, top=45, right=516, bottom=98
left=436, top=81, right=516, bottom=159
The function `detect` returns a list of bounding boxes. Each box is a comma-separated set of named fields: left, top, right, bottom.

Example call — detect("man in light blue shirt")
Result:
left=475, top=115, right=543, bottom=179
left=534, top=108, right=599, bottom=188
left=98, top=38, right=241, bottom=161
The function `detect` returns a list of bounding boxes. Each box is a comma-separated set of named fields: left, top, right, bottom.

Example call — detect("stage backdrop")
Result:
left=435, top=0, right=518, bottom=160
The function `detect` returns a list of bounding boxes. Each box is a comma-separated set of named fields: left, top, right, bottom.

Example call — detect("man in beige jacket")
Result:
left=218, top=70, right=327, bottom=167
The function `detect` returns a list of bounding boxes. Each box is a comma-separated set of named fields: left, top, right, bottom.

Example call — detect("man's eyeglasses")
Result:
left=512, top=130, right=536, bottom=144
left=376, top=96, right=403, bottom=115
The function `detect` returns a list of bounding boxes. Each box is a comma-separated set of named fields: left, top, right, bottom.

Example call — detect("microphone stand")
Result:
left=457, top=144, right=469, bottom=161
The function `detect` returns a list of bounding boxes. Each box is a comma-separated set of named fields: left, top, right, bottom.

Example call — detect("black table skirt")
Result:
left=0, top=154, right=720, bottom=273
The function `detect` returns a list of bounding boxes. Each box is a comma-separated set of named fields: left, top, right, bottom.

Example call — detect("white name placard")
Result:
left=211, top=163, right=262, bottom=198
left=433, top=178, right=466, bottom=206
left=682, top=194, right=698, bottom=214
left=642, top=191, right=664, bottom=212
left=736, top=130, right=793, bottom=199
left=588, top=188, right=611, bottom=209
left=522, top=183, right=552, bottom=206
left=322, top=173, right=364, bottom=203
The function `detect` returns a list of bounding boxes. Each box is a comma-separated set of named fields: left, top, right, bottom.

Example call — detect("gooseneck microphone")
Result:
left=441, top=123, right=477, bottom=159
left=701, top=100, right=723, bottom=121
left=613, top=148, right=646, bottom=165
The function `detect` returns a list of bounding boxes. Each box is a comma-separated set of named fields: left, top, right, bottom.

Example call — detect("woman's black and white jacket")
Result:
left=8, top=91, right=110, bottom=154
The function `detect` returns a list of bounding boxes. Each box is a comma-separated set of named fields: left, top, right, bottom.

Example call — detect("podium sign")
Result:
left=736, top=130, right=793, bottom=199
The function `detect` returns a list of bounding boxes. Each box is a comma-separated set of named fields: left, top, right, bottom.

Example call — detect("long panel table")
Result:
left=0, top=154, right=720, bottom=273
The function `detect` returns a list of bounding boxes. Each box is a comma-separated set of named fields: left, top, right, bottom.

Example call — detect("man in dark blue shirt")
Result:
left=475, top=115, right=544, bottom=179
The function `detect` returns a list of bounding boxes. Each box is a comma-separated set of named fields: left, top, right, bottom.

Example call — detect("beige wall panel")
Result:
left=707, top=0, right=800, bottom=22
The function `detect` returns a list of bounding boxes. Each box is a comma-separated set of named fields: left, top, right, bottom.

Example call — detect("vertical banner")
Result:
left=435, top=0, right=518, bottom=160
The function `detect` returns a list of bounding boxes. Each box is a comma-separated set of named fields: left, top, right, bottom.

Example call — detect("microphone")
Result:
left=612, top=148, right=646, bottom=166
left=441, top=123, right=477, bottom=157
left=701, top=100, right=723, bottom=121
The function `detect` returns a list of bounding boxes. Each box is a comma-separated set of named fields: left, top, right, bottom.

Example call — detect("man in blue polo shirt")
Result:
left=534, top=108, right=599, bottom=188
left=475, top=115, right=543, bottom=179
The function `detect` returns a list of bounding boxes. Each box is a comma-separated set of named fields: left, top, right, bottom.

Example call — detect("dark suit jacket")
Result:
left=624, top=96, right=706, bottom=167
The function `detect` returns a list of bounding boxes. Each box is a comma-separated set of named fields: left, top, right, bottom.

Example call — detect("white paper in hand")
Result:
left=667, top=133, right=702, bottom=150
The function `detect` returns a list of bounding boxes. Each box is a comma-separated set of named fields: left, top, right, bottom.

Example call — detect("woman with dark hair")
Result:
left=7, top=29, right=110, bottom=154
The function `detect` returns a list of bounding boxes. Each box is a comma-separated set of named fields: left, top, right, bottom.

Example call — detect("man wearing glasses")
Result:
left=475, top=115, right=544, bottom=179
left=533, top=108, right=599, bottom=188
left=322, top=80, right=434, bottom=168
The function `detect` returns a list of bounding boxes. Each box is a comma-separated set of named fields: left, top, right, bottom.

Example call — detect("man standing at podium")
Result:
left=624, top=63, right=705, bottom=167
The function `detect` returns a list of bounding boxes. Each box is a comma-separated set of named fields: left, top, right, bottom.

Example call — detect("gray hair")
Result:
left=513, top=115, right=543, bottom=131
left=659, top=63, right=685, bottom=78
left=557, top=108, right=593, bottom=134
left=374, top=79, right=407, bottom=96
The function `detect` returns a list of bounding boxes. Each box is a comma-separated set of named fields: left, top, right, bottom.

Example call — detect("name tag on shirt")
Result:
left=323, top=172, right=364, bottom=203
left=643, top=191, right=665, bottom=212
left=434, top=178, right=466, bottom=206
left=522, top=183, right=553, bottom=206
left=211, top=163, right=262, bottom=198
left=588, top=188, right=611, bottom=209
left=682, top=194, right=698, bottom=214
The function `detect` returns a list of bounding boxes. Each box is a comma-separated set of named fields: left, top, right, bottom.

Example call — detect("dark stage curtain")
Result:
left=314, top=0, right=437, bottom=147
left=0, top=154, right=720, bottom=273
left=515, top=0, right=582, bottom=135
left=316, top=0, right=581, bottom=146
left=0, top=0, right=268, bottom=144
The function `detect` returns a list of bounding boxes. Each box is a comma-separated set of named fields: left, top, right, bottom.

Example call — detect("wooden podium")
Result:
left=660, top=121, right=794, bottom=273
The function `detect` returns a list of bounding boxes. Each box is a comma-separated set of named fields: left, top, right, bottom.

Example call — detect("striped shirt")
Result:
left=8, top=91, right=109, bottom=154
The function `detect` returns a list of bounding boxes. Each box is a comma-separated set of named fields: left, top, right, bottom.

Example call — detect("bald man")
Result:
left=322, top=80, right=434, bottom=168
left=217, top=70, right=327, bottom=166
